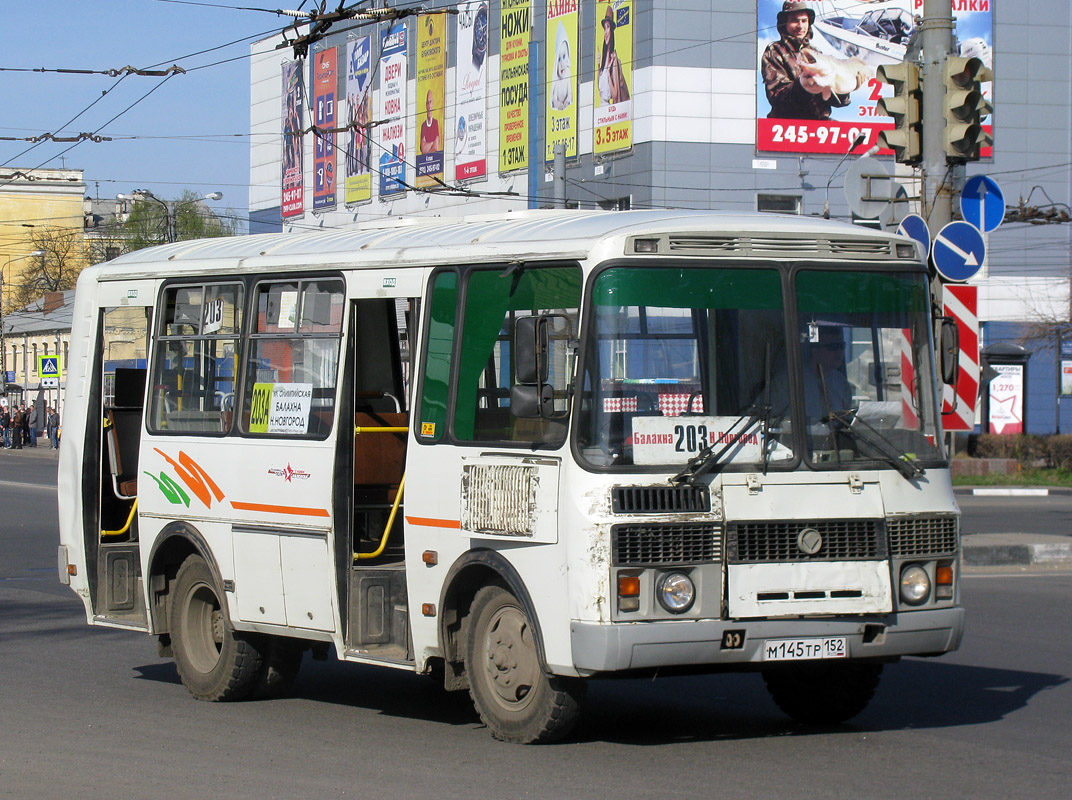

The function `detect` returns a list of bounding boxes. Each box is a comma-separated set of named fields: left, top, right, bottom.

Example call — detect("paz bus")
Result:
left=57, top=210, right=964, bottom=743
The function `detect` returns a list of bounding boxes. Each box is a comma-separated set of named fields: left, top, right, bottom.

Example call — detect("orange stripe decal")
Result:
left=406, top=516, right=461, bottom=529
left=231, top=501, right=330, bottom=518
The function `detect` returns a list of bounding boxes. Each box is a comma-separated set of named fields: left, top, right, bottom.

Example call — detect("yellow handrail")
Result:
left=354, top=426, right=408, bottom=434
left=354, top=473, right=406, bottom=561
left=101, top=498, right=138, bottom=539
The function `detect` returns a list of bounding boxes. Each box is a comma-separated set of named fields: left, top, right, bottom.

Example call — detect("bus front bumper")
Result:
left=570, top=606, right=964, bottom=674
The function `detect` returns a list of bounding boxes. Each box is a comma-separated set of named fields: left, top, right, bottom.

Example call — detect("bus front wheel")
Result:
left=463, top=584, right=584, bottom=744
left=170, top=555, right=264, bottom=701
left=762, top=661, right=883, bottom=725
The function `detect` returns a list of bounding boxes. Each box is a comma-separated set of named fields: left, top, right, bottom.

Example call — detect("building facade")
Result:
left=248, top=0, right=1072, bottom=433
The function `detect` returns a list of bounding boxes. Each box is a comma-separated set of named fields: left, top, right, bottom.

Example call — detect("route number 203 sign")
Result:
left=632, top=416, right=764, bottom=466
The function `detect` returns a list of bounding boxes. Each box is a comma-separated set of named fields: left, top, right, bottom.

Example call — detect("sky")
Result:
left=0, top=0, right=295, bottom=225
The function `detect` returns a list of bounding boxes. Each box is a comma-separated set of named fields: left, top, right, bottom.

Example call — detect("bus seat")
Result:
left=104, top=409, right=140, bottom=499
left=354, top=412, right=407, bottom=492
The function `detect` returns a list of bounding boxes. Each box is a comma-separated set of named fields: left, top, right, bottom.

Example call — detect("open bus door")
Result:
left=89, top=292, right=153, bottom=626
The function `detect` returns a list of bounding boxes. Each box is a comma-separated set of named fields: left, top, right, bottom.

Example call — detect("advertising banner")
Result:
left=989, top=363, right=1024, bottom=435
left=344, top=36, right=373, bottom=206
left=416, top=13, right=447, bottom=189
left=281, top=60, right=305, bottom=219
left=455, top=1, right=489, bottom=182
left=498, top=0, right=530, bottom=173
left=545, top=0, right=578, bottom=162
left=756, top=0, right=993, bottom=155
left=379, top=22, right=408, bottom=196
left=312, top=48, right=338, bottom=211
left=593, top=0, right=632, bottom=156
left=1062, top=360, right=1072, bottom=397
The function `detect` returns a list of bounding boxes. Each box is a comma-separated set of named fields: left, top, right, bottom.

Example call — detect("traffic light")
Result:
left=876, top=62, right=922, bottom=165
left=942, top=55, right=993, bottom=162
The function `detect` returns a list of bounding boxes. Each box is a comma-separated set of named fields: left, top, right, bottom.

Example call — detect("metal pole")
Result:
left=553, top=144, right=566, bottom=208
left=920, top=0, right=957, bottom=237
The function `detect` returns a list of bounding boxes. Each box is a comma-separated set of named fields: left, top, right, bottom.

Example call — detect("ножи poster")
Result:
left=499, top=0, right=530, bottom=173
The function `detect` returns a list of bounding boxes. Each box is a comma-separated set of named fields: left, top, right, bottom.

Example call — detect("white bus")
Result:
left=58, top=210, right=964, bottom=743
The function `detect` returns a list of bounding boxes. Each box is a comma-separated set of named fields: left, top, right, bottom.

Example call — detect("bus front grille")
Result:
left=728, top=519, right=885, bottom=563
left=612, top=523, right=722, bottom=566
left=611, top=484, right=711, bottom=514
left=887, top=515, right=959, bottom=557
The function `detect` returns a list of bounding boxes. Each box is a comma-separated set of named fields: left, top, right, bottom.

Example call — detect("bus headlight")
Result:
left=656, top=572, right=695, bottom=614
left=899, top=565, right=931, bottom=606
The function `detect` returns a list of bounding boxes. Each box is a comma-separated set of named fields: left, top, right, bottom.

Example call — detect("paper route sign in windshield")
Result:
left=632, top=415, right=767, bottom=466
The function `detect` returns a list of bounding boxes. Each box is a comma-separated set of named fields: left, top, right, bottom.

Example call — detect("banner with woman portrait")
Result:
left=593, top=0, right=632, bottom=156
left=545, top=0, right=578, bottom=162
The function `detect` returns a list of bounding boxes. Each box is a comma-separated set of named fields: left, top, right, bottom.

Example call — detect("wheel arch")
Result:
left=438, top=548, right=549, bottom=682
left=146, top=521, right=228, bottom=636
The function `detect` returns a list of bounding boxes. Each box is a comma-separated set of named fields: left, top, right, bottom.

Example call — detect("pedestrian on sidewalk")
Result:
left=27, top=403, right=38, bottom=447
left=12, top=405, right=24, bottom=449
left=47, top=407, right=60, bottom=449
left=0, top=406, right=9, bottom=448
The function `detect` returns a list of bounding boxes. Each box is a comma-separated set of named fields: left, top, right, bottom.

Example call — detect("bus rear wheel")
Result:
left=170, top=555, right=263, bottom=701
left=762, top=661, right=883, bottom=725
left=464, top=584, right=584, bottom=744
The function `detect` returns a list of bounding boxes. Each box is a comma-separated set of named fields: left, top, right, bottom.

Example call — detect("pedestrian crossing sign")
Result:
left=38, top=355, right=61, bottom=379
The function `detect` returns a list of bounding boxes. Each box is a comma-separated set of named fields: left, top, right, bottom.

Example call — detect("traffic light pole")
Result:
left=920, top=0, right=957, bottom=237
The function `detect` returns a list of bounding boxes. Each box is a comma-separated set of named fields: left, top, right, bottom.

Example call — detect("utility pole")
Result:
left=920, top=0, right=958, bottom=237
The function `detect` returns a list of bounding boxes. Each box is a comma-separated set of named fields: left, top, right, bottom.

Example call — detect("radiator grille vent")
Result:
left=888, top=516, right=959, bottom=557
left=663, top=235, right=896, bottom=259
left=729, top=519, right=885, bottom=563
left=612, top=523, right=722, bottom=566
left=611, top=485, right=710, bottom=514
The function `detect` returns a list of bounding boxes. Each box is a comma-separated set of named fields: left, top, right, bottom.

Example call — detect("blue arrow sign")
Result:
left=896, top=213, right=931, bottom=260
left=960, top=175, right=1004, bottom=233
left=933, top=221, right=986, bottom=282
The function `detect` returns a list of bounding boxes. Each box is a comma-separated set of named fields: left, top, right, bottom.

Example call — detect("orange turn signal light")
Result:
left=936, top=565, right=954, bottom=585
left=618, top=575, right=640, bottom=597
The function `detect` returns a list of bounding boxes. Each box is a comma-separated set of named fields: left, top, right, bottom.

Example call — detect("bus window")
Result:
left=149, top=283, right=242, bottom=434
left=417, top=270, right=458, bottom=443
left=241, top=278, right=344, bottom=437
left=452, top=265, right=581, bottom=445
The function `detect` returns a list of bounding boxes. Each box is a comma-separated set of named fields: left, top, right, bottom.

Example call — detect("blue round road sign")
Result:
left=960, top=175, right=1005, bottom=233
left=933, top=221, right=986, bottom=282
left=896, top=213, right=931, bottom=260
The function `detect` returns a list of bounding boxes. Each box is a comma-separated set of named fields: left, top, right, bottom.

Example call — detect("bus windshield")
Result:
left=576, top=265, right=943, bottom=471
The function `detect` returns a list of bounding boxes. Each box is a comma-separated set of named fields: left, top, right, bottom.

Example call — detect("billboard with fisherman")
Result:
left=756, top=0, right=993, bottom=156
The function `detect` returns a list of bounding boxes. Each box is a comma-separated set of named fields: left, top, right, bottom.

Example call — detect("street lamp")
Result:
left=1, top=249, right=45, bottom=393
left=122, top=189, right=224, bottom=243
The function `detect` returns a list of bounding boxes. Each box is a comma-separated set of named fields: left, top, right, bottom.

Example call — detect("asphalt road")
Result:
left=959, top=490, right=1072, bottom=539
left=2, top=458, right=1070, bottom=798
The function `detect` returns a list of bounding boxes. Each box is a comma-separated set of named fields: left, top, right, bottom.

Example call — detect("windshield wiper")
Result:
left=828, top=407, right=924, bottom=480
left=670, top=407, right=766, bottom=486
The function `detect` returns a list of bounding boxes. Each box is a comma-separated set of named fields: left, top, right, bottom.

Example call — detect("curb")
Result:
left=963, top=542, right=1072, bottom=567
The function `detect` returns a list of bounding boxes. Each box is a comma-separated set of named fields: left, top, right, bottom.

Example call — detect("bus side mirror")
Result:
left=514, top=316, right=548, bottom=385
left=511, top=384, right=554, bottom=418
left=939, top=317, right=959, bottom=386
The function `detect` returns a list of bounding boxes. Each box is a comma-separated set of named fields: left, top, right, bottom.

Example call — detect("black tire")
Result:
left=250, top=636, right=304, bottom=699
left=170, top=555, right=264, bottom=701
left=464, top=584, right=585, bottom=744
left=763, top=661, right=883, bottom=725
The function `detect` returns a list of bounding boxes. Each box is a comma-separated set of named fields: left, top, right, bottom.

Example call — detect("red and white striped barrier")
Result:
left=941, top=284, right=980, bottom=431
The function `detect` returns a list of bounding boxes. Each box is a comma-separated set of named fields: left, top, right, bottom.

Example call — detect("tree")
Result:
left=7, top=226, right=85, bottom=310
left=123, top=190, right=237, bottom=251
